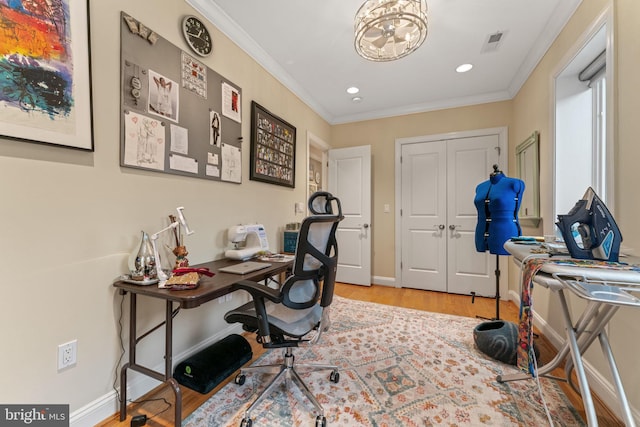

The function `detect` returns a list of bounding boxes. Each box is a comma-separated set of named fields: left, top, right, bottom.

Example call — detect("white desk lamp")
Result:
left=151, top=206, right=194, bottom=285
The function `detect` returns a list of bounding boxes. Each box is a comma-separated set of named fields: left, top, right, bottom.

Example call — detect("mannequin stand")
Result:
left=471, top=255, right=500, bottom=320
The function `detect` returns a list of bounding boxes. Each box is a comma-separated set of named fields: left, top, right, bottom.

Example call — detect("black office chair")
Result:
left=224, top=192, right=344, bottom=427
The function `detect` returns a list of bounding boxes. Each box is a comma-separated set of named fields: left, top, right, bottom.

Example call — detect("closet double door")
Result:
left=398, top=132, right=501, bottom=296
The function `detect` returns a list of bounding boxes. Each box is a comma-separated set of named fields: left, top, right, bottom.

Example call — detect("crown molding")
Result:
left=185, top=0, right=333, bottom=122
left=186, top=0, right=583, bottom=125
left=508, top=0, right=583, bottom=97
left=332, top=90, right=512, bottom=124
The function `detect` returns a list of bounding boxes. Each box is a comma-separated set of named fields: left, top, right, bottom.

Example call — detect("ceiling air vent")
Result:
left=481, top=31, right=505, bottom=53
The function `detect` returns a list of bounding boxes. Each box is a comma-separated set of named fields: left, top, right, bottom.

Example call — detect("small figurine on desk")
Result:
left=173, top=245, right=189, bottom=269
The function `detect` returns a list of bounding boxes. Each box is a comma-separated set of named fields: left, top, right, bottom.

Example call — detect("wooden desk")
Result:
left=113, top=258, right=292, bottom=423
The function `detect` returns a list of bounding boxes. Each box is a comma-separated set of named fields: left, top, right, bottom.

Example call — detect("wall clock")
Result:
left=182, top=15, right=212, bottom=57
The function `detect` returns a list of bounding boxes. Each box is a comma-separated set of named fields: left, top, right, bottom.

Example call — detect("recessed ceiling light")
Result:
left=352, top=96, right=363, bottom=103
left=346, top=86, right=360, bottom=95
left=456, top=63, right=473, bottom=73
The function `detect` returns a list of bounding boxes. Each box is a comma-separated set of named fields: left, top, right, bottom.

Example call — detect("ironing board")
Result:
left=499, top=240, right=640, bottom=426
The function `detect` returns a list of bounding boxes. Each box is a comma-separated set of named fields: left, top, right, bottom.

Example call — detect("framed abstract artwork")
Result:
left=0, top=0, right=94, bottom=150
left=250, top=101, right=296, bottom=188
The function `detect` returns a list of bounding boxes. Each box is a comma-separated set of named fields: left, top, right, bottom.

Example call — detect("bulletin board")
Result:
left=119, top=12, right=243, bottom=183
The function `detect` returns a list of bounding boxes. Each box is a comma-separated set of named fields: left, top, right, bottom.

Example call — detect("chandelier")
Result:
left=354, top=0, right=428, bottom=62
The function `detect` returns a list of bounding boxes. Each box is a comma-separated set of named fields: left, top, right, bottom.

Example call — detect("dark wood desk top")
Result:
left=113, top=258, right=292, bottom=309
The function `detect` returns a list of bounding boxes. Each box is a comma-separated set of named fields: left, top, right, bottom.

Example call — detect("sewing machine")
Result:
left=224, top=224, right=270, bottom=260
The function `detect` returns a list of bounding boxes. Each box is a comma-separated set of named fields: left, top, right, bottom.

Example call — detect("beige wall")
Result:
left=331, top=102, right=513, bottom=278
left=0, top=0, right=329, bottom=417
left=616, top=0, right=640, bottom=250
left=511, top=0, right=640, bottom=414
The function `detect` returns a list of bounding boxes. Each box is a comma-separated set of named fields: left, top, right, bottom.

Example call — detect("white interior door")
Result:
left=328, top=145, right=371, bottom=286
left=446, top=135, right=499, bottom=296
left=397, top=130, right=504, bottom=296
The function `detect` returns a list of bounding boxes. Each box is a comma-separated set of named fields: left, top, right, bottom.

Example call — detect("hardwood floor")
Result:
left=97, top=283, right=623, bottom=426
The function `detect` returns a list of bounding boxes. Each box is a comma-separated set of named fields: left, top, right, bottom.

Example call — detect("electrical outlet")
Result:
left=58, top=340, right=77, bottom=370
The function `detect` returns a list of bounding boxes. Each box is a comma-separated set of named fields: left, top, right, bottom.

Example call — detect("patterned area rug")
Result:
left=184, top=296, right=584, bottom=426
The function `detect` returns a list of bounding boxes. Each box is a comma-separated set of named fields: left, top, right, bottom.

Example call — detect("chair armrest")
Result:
left=231, top=280, right=283, bottom=303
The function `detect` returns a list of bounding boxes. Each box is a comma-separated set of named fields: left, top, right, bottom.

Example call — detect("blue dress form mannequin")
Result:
left=474, top=170, right=525, bottom=255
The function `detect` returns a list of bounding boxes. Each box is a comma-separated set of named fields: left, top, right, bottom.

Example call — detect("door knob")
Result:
left=439, top=224, right=445, bottom=230
left=361, top=223, right=369, bottom=229
left=449, top=224, right=461, bottom=230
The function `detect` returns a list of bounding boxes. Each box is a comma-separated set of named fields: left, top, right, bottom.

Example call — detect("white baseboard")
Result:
left=371, top=276, right=397, bottom=287
left=507, top=290, right=639, bottom=424
left=70, top=324, right=243, bottom=427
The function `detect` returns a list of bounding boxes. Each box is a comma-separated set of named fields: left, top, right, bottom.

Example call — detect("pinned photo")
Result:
left=148, top=69, right=179, bottom=122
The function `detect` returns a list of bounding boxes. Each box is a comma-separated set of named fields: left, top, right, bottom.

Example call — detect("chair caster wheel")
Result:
left=315, top=415, right=326, bottom=427
left=329, top=370, right=339, bottom=383
left=240, top=417, right=253, bottom=427
left=235, top=374, right=246, bottom=385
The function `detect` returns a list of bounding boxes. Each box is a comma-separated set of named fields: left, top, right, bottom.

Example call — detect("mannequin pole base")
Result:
left=470, top=255, right=500, bottom=320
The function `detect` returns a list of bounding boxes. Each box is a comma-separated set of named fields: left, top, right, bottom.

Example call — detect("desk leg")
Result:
left=168, top=378, right=182, bottom=425
left=165, top=301, right=173, bottom=382
left=164, top=300, right=182, bottom=424
left=117, top=294, right=184, bottom=424
left=119, top=362, right=129, bottom=421
left=119, top=292, right=137, bottom=421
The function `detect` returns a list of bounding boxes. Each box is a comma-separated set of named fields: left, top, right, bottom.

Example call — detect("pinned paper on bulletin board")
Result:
left=222, top=82, right=241, bottom=123
left=119, top=12, right=243, bottom=183
left=123, top=111, right=165, bottom=171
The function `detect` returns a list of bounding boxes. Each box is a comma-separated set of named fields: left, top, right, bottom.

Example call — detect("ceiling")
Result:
left=186, top=0, right=583, bottom=125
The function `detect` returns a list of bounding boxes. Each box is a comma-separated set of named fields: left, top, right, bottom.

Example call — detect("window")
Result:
left=553, top=20, right=612, bottom=223
left=591, top=73, right=606, bottom=199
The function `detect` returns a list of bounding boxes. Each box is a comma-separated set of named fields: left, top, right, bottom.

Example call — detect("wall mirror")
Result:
left=516, top=131, right=541, bottom=227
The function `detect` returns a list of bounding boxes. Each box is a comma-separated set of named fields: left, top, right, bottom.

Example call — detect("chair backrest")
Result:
left=281, top=192, right=343, bottom=310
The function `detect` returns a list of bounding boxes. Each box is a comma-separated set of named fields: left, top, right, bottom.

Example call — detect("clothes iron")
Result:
left=556, top=187, right=622, bottom=262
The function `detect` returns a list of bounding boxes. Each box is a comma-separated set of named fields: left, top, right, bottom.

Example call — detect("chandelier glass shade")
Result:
left=355, top=0, right=428, bottom=62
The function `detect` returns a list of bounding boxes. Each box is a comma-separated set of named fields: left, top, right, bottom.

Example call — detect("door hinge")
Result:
left=400, top=209, right=402, bottom=216
left=495, top=146, right=501, bottom=156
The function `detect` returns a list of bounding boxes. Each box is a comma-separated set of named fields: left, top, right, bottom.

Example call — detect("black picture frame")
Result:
left=250, top=101, right=296, bottom=188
